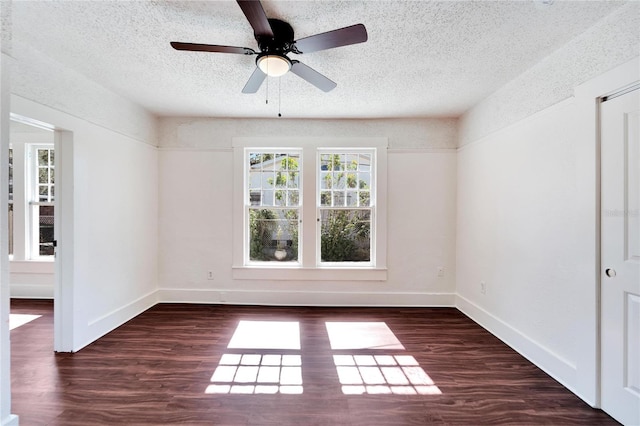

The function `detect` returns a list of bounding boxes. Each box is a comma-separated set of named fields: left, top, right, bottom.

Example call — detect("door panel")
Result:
left=601, top=87, right=640, bottom=426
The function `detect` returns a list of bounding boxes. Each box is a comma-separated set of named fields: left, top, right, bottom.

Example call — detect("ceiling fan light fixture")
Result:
left=257, top=54, right=291, bottom=77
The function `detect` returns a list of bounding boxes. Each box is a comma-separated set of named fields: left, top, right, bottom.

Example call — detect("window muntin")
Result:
left=246, top=150, right=301, bottom=263
left=318, top=150, right=374, bottom=265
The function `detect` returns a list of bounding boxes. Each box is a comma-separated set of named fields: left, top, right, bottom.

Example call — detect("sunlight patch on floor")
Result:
left=325, top=322, right=405, bottom=350
left=206, top=353, right=303, bottom=395
left=9, top=314, right=42, bottom=330
left=228, top=320, right=301, bottom=350
left=334, top=354, right=442, bottom=395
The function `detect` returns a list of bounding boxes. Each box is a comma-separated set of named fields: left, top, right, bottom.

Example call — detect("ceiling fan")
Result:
left=170, top=0, right=368, bottom=93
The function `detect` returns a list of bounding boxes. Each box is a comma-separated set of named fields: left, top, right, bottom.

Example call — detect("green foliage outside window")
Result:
left=321, top=210, right=370, bottom=262
left=249, top=209, right=276, bottom=261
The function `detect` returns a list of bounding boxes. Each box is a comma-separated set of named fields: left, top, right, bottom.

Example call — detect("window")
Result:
left=8, top=148, right=13, bottom=255
left=29, top=145, right=55, bottom=257
left=9, top=143, right=55, bottom=259
left=8, top=118, right=56, bottom=262
left=318, top=150, right=374, bottom=265
left=247, top=150, right=301, bottom=263
left=234, top=138, right=387, bottom=280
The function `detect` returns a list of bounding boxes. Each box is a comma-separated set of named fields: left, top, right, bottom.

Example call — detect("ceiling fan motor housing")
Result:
left=257, top=19, right=295, bottom=54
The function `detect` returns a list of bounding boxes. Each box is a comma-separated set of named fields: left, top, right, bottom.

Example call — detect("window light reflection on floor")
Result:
left=206, top=354, right=303, bottom=395
left=325, top=322, right=405, bottom=350
left=227, top=320, right=301, bottom=350
left=9, top=314, right=42, bottom=330
left=333, top=354, right=442, bottom=395
left=208, top=320, right=304, bottom=394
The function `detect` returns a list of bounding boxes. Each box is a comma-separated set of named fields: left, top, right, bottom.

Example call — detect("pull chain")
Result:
left=278, top=77, right=282, bottom=117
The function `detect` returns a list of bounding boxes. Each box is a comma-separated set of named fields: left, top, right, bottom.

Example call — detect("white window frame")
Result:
left=245, top=148, right=303, bottom=266
left=232, top=137, right=388, bottom=281
left=8, top=147, right=14, bottom=256
left=317, top=148, right=376, bottom=267
left=27, top=143, right=55, bottom=260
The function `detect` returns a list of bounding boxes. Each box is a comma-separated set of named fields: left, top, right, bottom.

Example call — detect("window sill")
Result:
left=232, top=266, right=387, bottom=281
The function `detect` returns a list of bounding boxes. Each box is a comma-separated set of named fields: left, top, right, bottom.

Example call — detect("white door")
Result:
left=601, top=86, right=640, bottom=426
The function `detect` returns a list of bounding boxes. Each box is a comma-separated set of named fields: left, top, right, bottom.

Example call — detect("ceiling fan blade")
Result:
left=242, top=67, right=267, bottom=93
left=290, top=61, right=337, bottom=92
left=171, top=42, right=256, bottom=55
left=294, top=24, right=367, bottom=54
left=237, top=0, right=274, bottom=38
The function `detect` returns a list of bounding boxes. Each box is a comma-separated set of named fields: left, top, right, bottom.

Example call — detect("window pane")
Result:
left=39, top=167, right=48, bottom=184
left=359, top=191, right=370, bottom=207
left=39, top=185, right=48, bottom=201
left=288, top=191, right=299, bottom=206
left=346, top=191, right=358, bottom=207
left=38, top=149, right=48, bottom=166
left=249, top=208, right=299, bottom=262
left=320, top=209, right=371, bottom=262
left=359, top=154, right=371, bottom=171
left=249, top=172, right=261, bottom=189
left=38, top=205, right=54, bottom=256
left=287, top=171, right=299, bottom=189
left=262, top=190, right=274, bottom=206
left=320, top=191, right=331, bottom=206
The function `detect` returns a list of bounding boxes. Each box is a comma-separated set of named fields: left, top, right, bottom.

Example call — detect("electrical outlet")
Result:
left=207, top=271, right=214, bottom=280
left=437, top=267, right=445, bottom=277
left=480, top=281, right=486, bottom=294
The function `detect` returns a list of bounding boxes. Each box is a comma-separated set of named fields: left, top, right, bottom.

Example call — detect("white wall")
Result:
left=1, top=52, right=19, bottom=426
left=456, top=1, right=639, bottom=406
left=457, top=53, right=639, bottom=410
left=158, top=118, right=457, bottom=306
left=457, top=97, right=592, bottom=396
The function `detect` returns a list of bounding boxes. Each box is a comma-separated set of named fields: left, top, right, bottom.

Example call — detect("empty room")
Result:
left=1, top=0, right=639, bottom=425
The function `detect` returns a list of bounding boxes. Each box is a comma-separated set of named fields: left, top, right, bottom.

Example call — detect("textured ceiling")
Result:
left=5, top=0, right=625, bottom=119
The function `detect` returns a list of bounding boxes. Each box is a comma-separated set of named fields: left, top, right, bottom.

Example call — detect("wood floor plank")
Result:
left=10, top=300, right=618, bottom=425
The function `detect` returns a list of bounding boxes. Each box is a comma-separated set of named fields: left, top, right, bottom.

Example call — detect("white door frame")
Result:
left=53, top=129, right=74, bottom=352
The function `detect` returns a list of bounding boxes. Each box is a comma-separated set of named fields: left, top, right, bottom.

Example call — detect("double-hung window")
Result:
left=318, top=149, right=374, bottom=265
left=28, top=145, right=55, bottom=258
left=247, top=150, right=302, bottom=263
left=8, top=148, right=14, bottom=255
left=234, top=138, right=387, bottom=280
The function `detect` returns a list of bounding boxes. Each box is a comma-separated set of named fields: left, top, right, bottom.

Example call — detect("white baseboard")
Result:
left=158, top=288, right=456, bottom=307
left=75, top=290, right=159, bottom=352
left=1, top=414, right=19, bottom=426
left=10, top=284, right=53, bottom=299
left=455, top=294, right=586, bottom=403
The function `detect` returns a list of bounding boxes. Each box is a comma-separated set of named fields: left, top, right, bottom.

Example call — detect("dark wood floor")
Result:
left=11, top=299, right=617, bottom=425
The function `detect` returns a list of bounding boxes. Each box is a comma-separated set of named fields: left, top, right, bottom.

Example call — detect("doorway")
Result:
left=8, top=113, right=74, bottom=352
left=600, top=85, right=640, bottom=425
